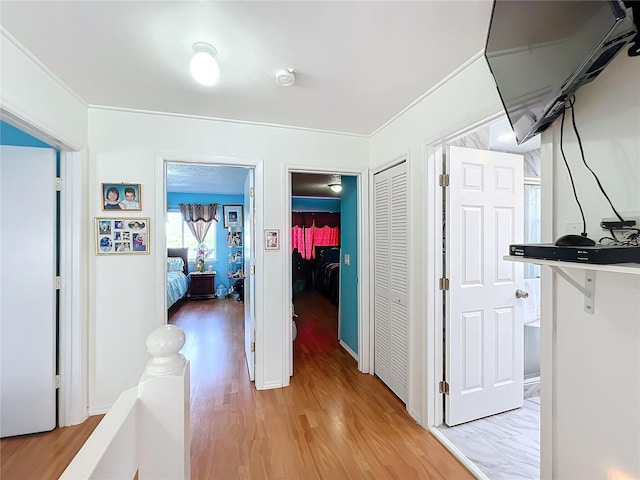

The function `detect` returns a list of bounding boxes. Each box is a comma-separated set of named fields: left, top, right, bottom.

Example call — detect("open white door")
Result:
left=1, top=146, right=57, bottom=437
left=243, top=169, right=256, bottom=381
left=445, top=145, right=524, bottom=426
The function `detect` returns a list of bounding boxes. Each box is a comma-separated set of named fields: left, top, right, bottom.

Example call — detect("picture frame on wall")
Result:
left=265, top=229, right=280, bottom=250
left=223, top=205, right=243, bottom=228
left=102, top=183, right=142, bottom=211
left=95, top=217, right=150, bottom=255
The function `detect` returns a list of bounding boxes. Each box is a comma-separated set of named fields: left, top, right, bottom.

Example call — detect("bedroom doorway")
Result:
left=288, top=170, right=362, bottom=377
left=163, top=159, right=258, bottom=380
left=432, top=116, right=543, bottom=479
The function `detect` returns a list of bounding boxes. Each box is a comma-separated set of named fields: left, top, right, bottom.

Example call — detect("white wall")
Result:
left=548, top=52, right=640, bottom=478
left=0, top=30, right=87, bottom=150
left=370, top=53, right=505, bottom=424
left=87, top=108, right=369, bottom=411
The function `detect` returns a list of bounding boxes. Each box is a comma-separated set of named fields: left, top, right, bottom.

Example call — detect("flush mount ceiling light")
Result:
left=275, top=69, right=296, bottom=87
left=328, top=174, right=342, bottom=193
left=190, top=42, right=220, bottom=86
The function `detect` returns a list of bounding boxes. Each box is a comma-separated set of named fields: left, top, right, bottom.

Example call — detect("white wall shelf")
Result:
left=504, top=256, right=640, bottom=314
left=503, top=256, right=640, bottom=275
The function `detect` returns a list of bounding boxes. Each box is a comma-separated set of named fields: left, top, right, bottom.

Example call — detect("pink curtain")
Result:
left=291, top=224, right=339, bottom=259
left=292, top=226, right=310, bottom=258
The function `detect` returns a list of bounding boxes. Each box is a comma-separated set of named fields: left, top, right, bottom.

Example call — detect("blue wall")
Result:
left=0, top=121, right=52, bottom=148
left=167, top=192, right=244, bottom=292
left=339, top=176, right=358, bottom=354
left=291, top=197, right=340, bottom=212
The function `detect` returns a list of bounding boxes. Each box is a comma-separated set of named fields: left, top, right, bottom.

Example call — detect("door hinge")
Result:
left=439, top=277, right=449, bottom=291
left=250, top=187, right=255, bottom=197
left=439, top=381, right=450, bottom=395
left=55, top=177, right=62, bottom=191
left=56, top=276, right=62, bottom=290
left=55, top=375, right=61, bottom=389
left=439, top=173, right=449, bottom=187
left=250, top=265, right=255, bottom=275
left=251, top=341, right=255, bottom=352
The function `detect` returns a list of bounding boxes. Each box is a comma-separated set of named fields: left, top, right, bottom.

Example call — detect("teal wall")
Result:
left=0, top=121, right=52, bottom=148
left=292, top=197, right=340, bottom=212
left=339, top=176, right=358, bottom=354
left=167, top=192, right=244, bottom=292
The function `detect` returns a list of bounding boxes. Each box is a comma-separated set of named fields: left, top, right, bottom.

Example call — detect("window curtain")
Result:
left=179, top=203, right=219, bottom=244
left=291, top=212, right=340, bottom=259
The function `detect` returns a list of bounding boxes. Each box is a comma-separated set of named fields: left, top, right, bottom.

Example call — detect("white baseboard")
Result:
left=339, top=340, right=358, bottom=360
left=88, top=405, right=111, bottom=416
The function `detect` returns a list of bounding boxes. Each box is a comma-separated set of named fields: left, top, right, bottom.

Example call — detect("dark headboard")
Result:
left=167, top=247, right=189, bottom=275
left=316, top=246, right=340, bottom=263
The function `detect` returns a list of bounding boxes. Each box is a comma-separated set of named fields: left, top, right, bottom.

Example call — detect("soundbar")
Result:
left=509, top=243, right=640, bottom=265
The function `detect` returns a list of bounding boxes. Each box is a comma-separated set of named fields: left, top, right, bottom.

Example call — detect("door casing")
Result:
left=283, top=165, right=370, bottom=379
left=424, top=114, right=554, bottom=478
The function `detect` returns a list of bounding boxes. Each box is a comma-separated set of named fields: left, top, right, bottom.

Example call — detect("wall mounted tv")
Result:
left=485, top=0, right=637, bottom=145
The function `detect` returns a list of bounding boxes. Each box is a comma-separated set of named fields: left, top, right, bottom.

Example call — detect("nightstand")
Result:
left=188, top=272, right=216, bottom=299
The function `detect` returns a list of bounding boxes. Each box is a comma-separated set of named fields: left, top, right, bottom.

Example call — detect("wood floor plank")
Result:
left=1, top=292, right=472, bottom=479
left=0, top=414, right=103, bottom=479
left=170, top=292, right=473, bottom=480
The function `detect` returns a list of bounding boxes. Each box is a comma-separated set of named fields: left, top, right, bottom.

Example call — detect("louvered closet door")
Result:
left=373, top=161, right=408, bottom=403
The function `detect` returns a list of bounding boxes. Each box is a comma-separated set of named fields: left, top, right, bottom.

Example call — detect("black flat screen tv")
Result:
left=485, top=0, right=637, bottom=145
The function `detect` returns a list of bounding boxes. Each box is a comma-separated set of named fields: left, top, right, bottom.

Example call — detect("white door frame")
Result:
left=283, top=165, right=370, bottom=376
left=423, top=114, right=555, bottom=477
left=154, top=152, right=265, bottom=384
left=58, top=149, right=89, bottom=427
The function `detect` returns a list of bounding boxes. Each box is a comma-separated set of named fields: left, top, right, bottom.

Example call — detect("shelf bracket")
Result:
left=548, top=266, right=596, bottom=314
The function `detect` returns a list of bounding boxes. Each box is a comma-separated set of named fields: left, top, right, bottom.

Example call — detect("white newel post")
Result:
left=138, top=325, right=191, bottom=480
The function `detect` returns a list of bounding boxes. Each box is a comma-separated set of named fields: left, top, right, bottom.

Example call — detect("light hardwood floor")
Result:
left=171, top=291, right=473, bottom=479
left=1, top=292, right=473, bottom=479
left=0, top=414, right=103, bottom=479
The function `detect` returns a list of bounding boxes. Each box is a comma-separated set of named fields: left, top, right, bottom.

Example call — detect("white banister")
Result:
left=138, top=325, right=190, bottom=479
left=60, top=325, right=190, bottom=480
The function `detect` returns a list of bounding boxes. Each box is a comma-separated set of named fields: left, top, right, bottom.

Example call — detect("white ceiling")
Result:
left=2, top=1, right=507, bottom=196
left=0, top=0, right=493, bottom=136
left=166, top=163, right=249, bottom=195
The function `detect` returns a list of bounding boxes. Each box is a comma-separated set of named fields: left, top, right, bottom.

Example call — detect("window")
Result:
left=166, top=211, right=216, bottom=260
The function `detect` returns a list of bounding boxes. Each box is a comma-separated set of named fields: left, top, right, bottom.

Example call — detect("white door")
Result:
left=373, top=161, right=408, bottom=403
left=0, top=145, right=57, bottom=437
left=445, top=145, right=524, bottom=426
left=243, top=169, right=256, bottom=381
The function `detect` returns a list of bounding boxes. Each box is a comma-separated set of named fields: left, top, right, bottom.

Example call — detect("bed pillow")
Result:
left=167, top=256, right=185, bottom=272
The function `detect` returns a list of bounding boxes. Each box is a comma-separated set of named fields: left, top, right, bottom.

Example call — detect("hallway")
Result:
left=170, top=292, right=474, bottom=479
left=1, top=292, right=474, bottom=479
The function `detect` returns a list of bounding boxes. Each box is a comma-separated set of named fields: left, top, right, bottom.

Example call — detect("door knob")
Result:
left=515, top=289, right=529, bottom=299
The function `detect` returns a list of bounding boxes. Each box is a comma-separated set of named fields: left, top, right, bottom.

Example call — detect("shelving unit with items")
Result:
left=226, top=228, right=245, bottom=295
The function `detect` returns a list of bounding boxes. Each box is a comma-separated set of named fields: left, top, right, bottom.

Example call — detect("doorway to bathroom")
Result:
left=434, top=116, right=542, bottom=480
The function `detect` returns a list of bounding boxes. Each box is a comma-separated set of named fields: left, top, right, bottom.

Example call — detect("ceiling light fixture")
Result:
left=328, top=174, right=342, bottom=193
left=190, top=42, right=220, bottom=86
left=275, top=69, right=296, bottom=87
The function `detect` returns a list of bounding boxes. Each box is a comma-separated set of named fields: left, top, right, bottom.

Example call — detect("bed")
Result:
left=167, top=247, right=190, bottom=309
left=314, top=246, right=340, bottom=304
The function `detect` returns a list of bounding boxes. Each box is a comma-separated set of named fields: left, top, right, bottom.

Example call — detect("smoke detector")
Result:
left=275, top=69, right=296, bottom=87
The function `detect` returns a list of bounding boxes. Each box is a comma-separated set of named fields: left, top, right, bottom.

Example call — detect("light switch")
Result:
left=344, top=253, right=350, bottom=265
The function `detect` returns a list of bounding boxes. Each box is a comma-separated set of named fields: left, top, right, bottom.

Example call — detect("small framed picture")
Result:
left=223, top=205, right=243, bottom=228
left=227, top=230, right=243, bottom=247
left=96, top=217, right=150, bottom=255
left=265, top=229, right=280, bottom=250
left=102, top=183, right=142, bottom=211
